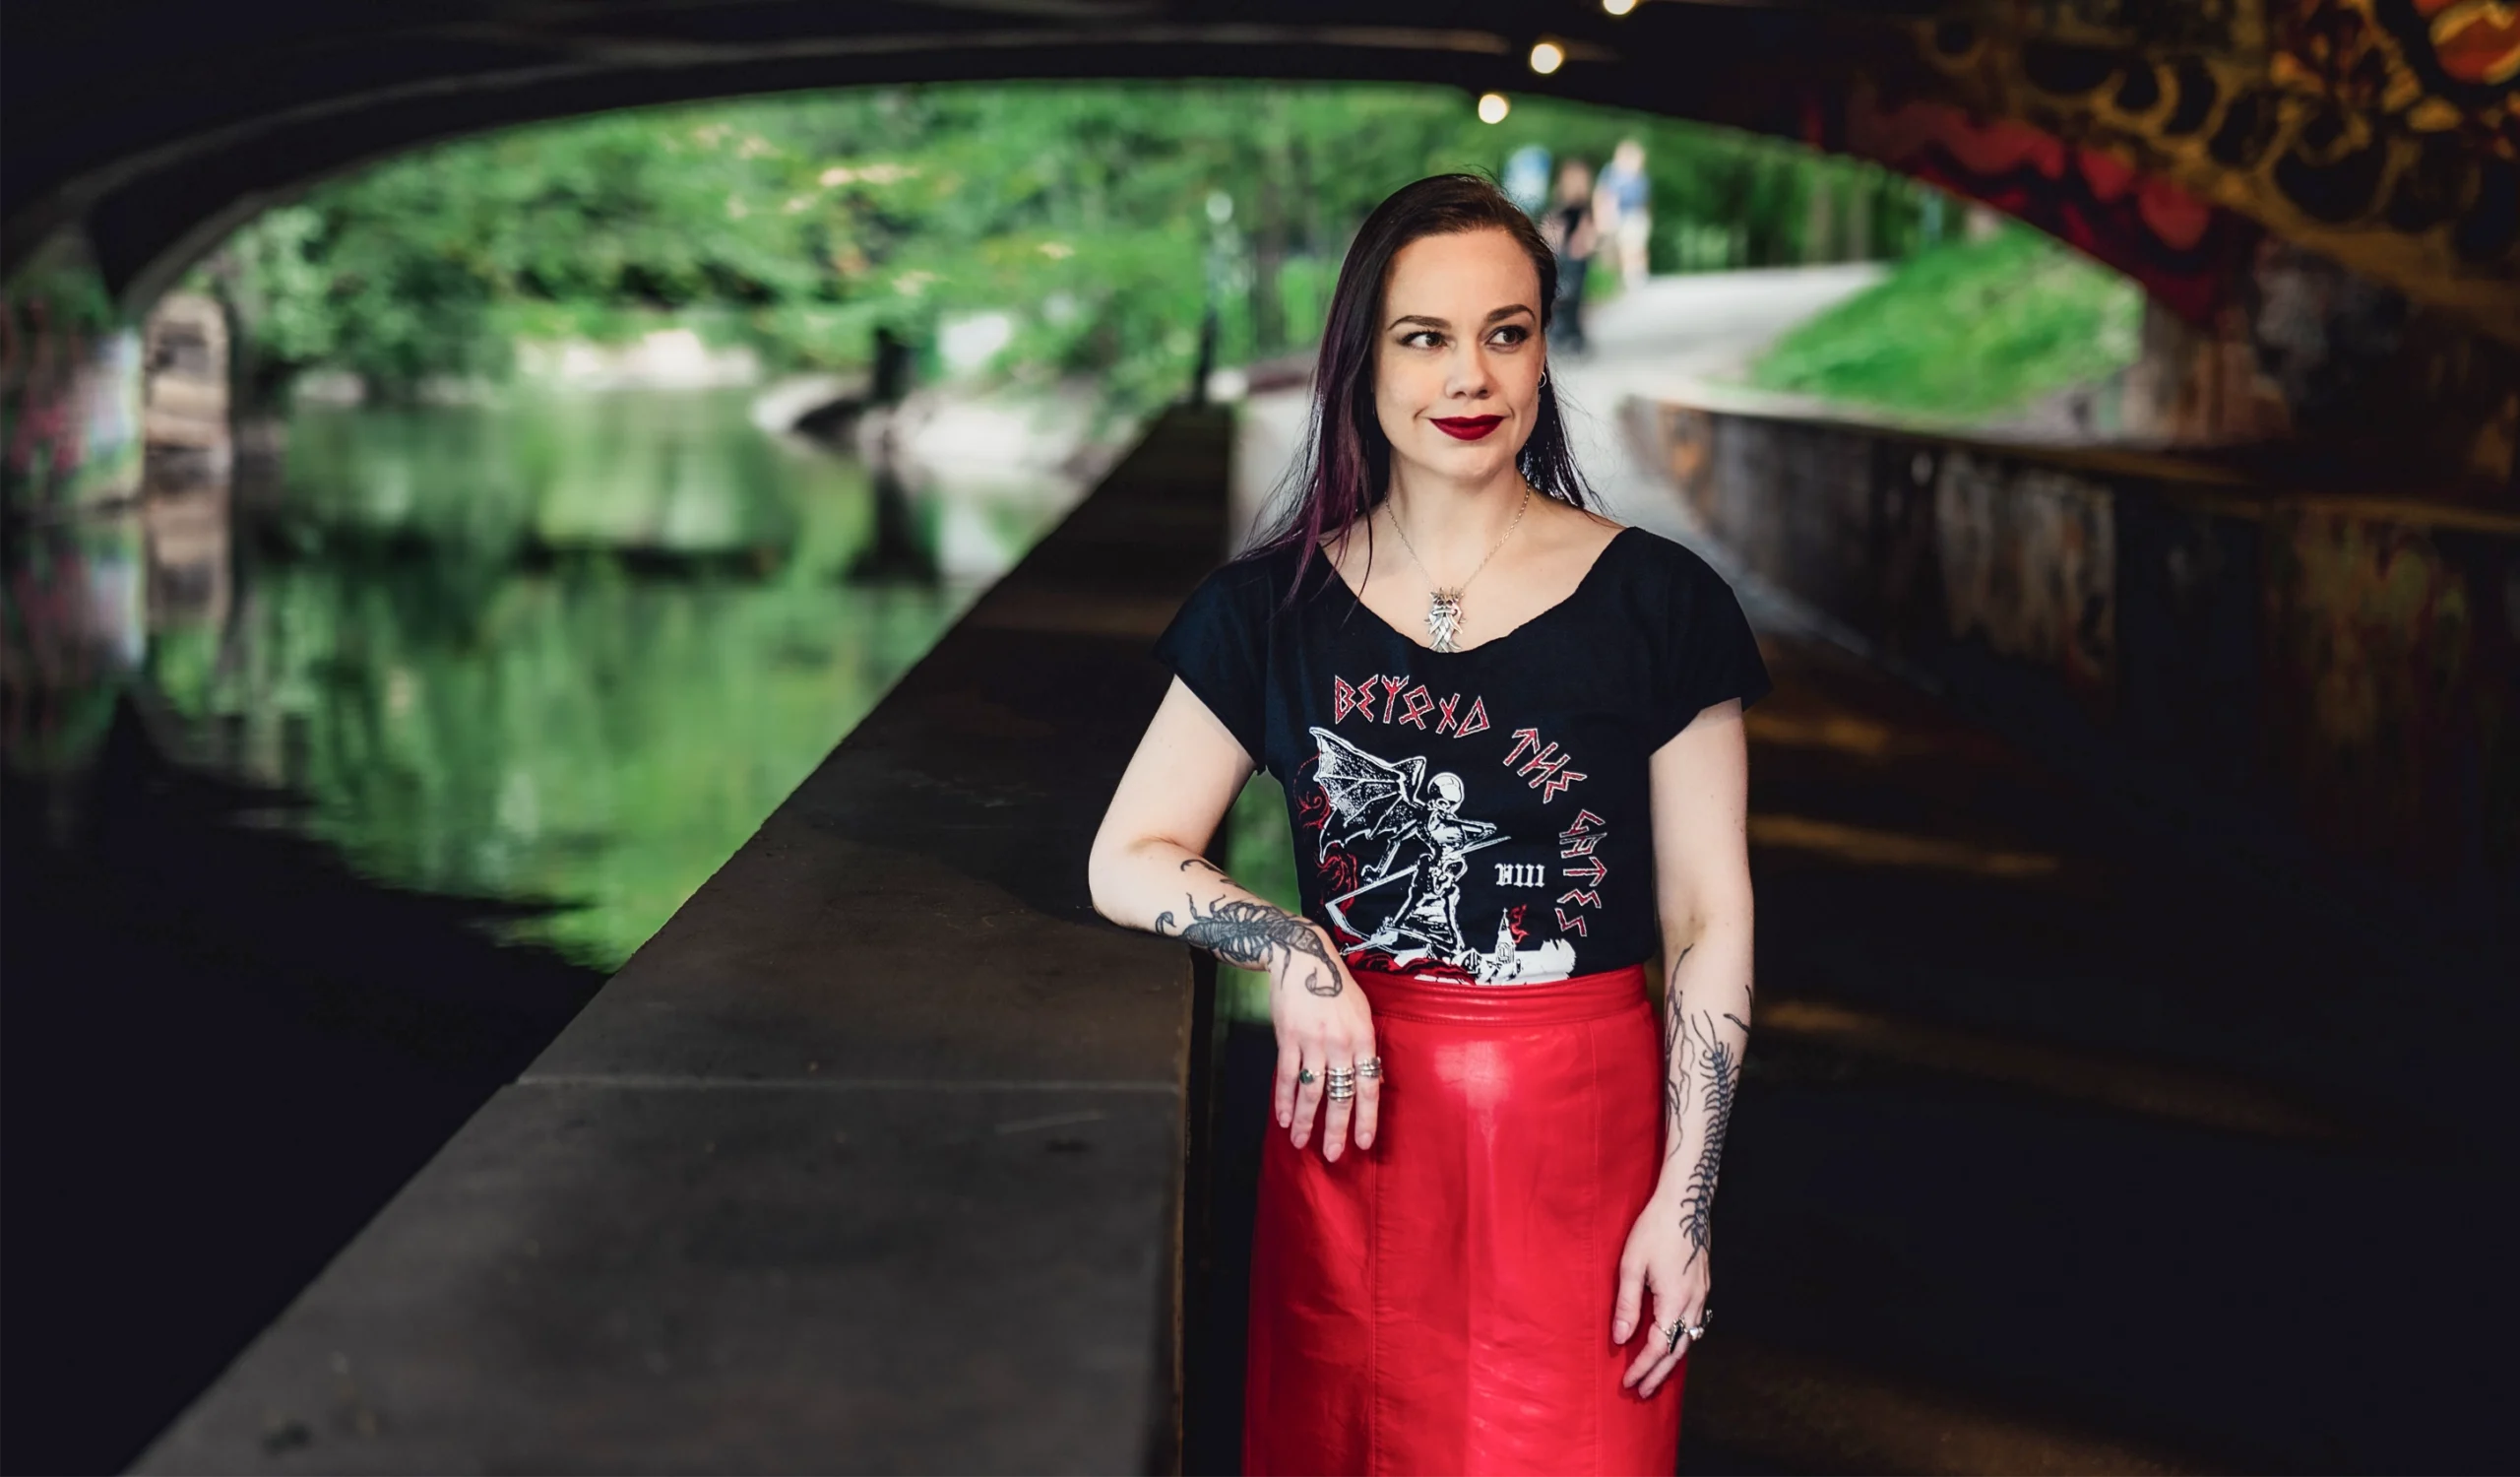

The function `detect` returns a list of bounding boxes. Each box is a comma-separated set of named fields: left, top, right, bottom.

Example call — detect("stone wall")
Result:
left=1634, top=397, right=2519, bottom=938
left=2, top=231, right=151, bottom=771
left=2118, top=238, right=2520, bottom=488
left=2, top=229, right=143, bottom=516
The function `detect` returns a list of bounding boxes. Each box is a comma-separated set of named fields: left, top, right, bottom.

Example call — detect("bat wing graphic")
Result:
left=1306, top=727, right=1426, bottom=873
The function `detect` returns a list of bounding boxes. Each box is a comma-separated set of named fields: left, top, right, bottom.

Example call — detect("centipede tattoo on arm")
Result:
left=1672, top=1008, right=1747, bottom=1268
left=1155, top=894, right=1345, bottom=996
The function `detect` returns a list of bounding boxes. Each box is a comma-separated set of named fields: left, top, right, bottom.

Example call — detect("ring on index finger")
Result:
left=1297, top=1067, right=1316, bottom=1085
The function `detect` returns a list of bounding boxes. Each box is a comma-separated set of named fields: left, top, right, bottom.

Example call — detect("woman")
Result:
left=1541, top=157, right=1600, bottom=355
left=1088, top=173, right=1764, bottom=1474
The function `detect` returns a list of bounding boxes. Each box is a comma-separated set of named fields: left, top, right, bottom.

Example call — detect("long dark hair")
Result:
left=1248, top=172, right=1598, bottom=604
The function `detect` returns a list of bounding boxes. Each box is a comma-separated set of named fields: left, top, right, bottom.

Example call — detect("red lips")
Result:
left=1430, top=416, right=1505, bottom=441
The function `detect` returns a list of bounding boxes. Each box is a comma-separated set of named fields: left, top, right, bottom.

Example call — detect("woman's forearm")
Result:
left=1089, top=837, right=1347, bottom=998
left=1653, top=918, right=1753, bottom=1267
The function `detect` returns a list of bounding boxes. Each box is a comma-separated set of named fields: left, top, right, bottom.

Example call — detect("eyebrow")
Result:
left=1387, top=305, right=1538, bottom=331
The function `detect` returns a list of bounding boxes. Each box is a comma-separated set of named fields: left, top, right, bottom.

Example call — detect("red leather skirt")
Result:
left=1244, top=962, right=1684, bottom=1476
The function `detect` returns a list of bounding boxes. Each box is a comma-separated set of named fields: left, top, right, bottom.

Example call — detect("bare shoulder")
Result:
left=1525, top=494, right=1626, bottom=559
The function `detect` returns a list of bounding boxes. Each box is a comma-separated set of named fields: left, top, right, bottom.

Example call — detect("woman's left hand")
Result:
left=1610, top=1189, right=1708, bottom=1397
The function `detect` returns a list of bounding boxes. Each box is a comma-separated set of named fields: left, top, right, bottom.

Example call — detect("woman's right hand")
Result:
left=1270, top=925, right=1380, bottom=1161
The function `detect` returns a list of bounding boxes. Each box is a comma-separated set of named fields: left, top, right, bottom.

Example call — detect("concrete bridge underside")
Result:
left=8, top=0, right=1908, bottom=307
left=8, top=0, right=2518, bottom=344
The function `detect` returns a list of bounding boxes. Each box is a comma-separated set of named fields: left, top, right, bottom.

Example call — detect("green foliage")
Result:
left=196, top=84, right=1945, bottom=420
left=1219, top=769, right=1302, bottom=1023
left=1745, top=225, right=2143, bottom=418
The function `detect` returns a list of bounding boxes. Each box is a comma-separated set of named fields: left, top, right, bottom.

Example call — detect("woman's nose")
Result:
left=1446, top=345, right=1495, bottom=398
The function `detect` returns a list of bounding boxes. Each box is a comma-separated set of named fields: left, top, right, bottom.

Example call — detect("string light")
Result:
left=1528, top=39, right=1565, bottom=75
left=1604, top=0, right=1637, bottom=15
left=1478, top=92, right=1511, bottom=124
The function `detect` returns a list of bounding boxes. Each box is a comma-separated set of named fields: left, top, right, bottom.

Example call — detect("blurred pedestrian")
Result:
left=1542, top=158, right=1599, bottom=355
left=1596, top=139, right=1653, bottom=290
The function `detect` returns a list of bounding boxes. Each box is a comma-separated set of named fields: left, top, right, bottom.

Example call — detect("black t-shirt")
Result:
left=1152, top=524, right=1770, bottom=985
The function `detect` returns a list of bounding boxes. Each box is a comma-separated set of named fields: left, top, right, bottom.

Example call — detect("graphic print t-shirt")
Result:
left=1152, top=525, right=1770, bottom=985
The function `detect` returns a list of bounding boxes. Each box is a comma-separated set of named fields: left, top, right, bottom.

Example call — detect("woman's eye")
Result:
left=1490, top=325, right=1530, bottom=347
left=1404, top=331, right=1443, bottom=349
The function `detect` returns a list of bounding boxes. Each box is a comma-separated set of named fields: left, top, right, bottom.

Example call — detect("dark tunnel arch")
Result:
left=5, top=2, right=2514, bottom=344
left=10, top=6, right=1885, bottom=304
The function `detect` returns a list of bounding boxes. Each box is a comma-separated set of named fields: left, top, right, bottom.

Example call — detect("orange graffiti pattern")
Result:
left=2420, top=0, right=2520, bottom=85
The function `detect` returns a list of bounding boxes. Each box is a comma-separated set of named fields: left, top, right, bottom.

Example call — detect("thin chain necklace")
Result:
left=1384, top=482, right=1532, bottom=653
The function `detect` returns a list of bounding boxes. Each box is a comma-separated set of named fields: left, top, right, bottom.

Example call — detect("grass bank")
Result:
left=1746, top=226, right=2142, bottom=420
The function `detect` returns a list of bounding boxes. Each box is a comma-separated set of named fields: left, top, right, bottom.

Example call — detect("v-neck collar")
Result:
left=1307, top=525, right=1638, bottom=657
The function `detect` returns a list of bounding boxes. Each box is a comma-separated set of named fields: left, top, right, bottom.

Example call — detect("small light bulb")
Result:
left=1528, top=39, right=1566, bottom=75
left=1478, top=92, right=1512, bottom=124
left=1604, top=0, right=1637, bottom=14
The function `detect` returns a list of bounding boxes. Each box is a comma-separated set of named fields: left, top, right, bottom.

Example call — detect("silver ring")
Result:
left=1327, top=1085, right=1355, bottom=1102
left=1355, top=1058, right=1383, bottom=1078
left=1664, top=1319, right=1686, bottom=1352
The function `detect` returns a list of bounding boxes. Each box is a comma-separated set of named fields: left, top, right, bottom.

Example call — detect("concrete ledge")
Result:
left=137, top=407, right=1234, bottom=1474
left=140, top=1082, right=1179, bottom=1475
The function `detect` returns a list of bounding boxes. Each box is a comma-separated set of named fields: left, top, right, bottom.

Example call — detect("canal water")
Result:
left=0, top=384, right=1090, bottom=1470
left=153, top=386, right=1077, bottom=969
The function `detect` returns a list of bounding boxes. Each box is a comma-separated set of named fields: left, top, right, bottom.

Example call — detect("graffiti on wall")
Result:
left=2270, top=0, right=2519, bottom=143
left=1908, top=0, right=2520, bottom=342
left=1843, top=80, right=2263, bottom=321
left=2117, top=234, right=2520, bottom=484
left=1934, top=449, right=2121, bottom=709
left=2261, top=506, right=2515, bottom=874
left=2, top=230, right=143, bottom=515
left=1839, top=2, right=2520, bottom=484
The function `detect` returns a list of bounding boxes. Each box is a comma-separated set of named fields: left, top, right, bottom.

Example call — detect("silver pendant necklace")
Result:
left=1385, top=483, right=1532, bottom=654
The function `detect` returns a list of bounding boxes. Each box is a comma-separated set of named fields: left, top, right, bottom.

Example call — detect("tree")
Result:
left=196, top=83, right=1940, bottom=418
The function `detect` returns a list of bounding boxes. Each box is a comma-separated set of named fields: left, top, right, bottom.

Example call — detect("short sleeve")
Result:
left=1151, top=557, right=1274, bottom=762
left=1649, top=542, right=1772, bottom=747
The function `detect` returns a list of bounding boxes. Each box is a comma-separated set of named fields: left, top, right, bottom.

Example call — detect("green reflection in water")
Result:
left=1, top=516, right=145, bottom=775
left=278, top=389, right=829, bottom=558
left=147, top=388, right=1070, bottom=971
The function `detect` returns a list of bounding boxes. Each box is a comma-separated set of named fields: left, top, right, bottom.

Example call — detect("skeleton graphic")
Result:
left=1306, top=727, right=1505, bottom=971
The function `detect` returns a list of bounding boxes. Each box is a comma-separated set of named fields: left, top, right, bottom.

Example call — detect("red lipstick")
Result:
left=1431, top=415, right=1505, bottom=440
